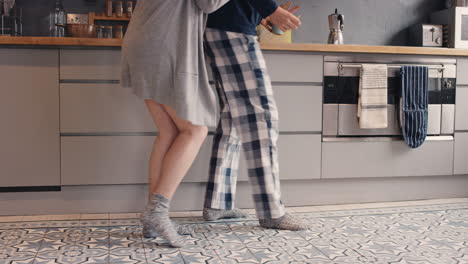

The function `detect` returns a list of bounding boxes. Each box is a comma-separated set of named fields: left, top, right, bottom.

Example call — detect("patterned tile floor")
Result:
left=0, top=199, right=467, bottom=264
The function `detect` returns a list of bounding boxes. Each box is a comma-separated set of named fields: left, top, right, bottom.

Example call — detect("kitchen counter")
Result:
left=1, top=36, right=468, bottom=56
left=0, top=40, right=467, bottom=215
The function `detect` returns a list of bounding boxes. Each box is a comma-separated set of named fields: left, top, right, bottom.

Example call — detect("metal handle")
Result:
left=339, top=63, right=446, bottom=72
left=323, top=136, right=454, bottom=143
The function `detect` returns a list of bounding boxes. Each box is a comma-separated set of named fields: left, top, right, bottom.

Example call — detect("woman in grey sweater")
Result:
left=121, top=0, right=229, bottom=247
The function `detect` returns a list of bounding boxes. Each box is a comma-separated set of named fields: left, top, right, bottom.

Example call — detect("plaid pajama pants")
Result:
left=203, top=28, right=285, bottom=220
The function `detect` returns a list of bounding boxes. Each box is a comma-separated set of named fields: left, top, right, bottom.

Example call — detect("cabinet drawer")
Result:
left=61, top=134, right=321, bottom=185
left=457, top=58, right=468, bottom=85
left=264, top=52, right=323, bottom=83
left=60, top=83, right=154, bottom=133
left=60, top=49, right=121, bottom=80
left=456, top=88, right=468, bottom=131
left=61, top=136, right=151, bottom=185
left=454, top=133, right=468, bottom=175
left=274, top=85, right=322, bottom=132
left=322, top=139, right=454, bottom=179
left=238, top=134, right=321, bottom=181
left=61, top=136, right=216, bottom=185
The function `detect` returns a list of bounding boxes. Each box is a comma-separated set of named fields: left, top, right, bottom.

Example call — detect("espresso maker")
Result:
left=328, top=8, right=344, bottom=45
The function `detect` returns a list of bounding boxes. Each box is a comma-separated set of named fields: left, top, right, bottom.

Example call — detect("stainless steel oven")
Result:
left=323, top=55, right=457, bottom=140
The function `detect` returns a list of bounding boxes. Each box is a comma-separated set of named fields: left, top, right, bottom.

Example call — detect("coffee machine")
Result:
left=328, top=8, right=344, bottom=45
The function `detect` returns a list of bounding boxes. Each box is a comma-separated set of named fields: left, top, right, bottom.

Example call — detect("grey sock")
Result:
left=259, top=213, right=309, bottom=231
left=141, top=194, right=185, bottom=248
left=142, top=221, right=193, bottom=238
left=203, top=208, right=248, bottom=221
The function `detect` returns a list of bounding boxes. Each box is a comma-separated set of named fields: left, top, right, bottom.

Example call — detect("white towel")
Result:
left=358, top=64, right=388, bottom=129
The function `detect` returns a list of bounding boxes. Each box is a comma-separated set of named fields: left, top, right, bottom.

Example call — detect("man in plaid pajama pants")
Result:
left=202, top=0, right=308, bottom=230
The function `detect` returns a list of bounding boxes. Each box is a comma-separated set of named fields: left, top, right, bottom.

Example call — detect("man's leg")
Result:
left=203, top=44, right=247, bottom=221
left=204, top=28, right=308, bottom=230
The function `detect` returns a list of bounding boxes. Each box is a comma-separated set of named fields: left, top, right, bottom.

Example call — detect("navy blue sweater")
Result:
left=207, top=0, right=278, bottom=36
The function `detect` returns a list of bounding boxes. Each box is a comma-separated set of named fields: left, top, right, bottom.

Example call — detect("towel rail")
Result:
left=339, top=63, right=446, bottom=72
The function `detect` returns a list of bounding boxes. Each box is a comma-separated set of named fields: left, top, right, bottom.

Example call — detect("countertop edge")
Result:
left=2, top=37, right=468, bottom=56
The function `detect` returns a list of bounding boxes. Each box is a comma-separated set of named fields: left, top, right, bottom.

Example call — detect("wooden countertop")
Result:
left=1, top=36, right=468, bottom=56
left=0, top=36, right=122, bottom=47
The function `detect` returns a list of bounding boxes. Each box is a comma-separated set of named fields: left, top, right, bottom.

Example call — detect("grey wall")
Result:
left=290, top=0, right=444, bottom=45
left=16, top=0, right=128, bottom=36
left=16, top=0, right=444, bottom=45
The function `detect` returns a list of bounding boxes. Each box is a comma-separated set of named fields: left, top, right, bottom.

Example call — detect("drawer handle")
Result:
left=323, top=136, right=454, bottom=142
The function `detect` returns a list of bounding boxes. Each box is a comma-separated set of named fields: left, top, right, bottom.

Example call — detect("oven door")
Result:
left=323, top=60, right=456, bottom=137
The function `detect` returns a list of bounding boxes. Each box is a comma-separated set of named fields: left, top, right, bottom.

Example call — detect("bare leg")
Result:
left=144, top=100, right=178, bottom=200
left=141, top=101, right=208, bottom=247
left=153, top=104, right=208, bottom=198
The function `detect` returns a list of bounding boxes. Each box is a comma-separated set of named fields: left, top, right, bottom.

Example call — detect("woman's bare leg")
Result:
left=153, top=104, right=208, bottom=198
left=144, top=100, right=178, bottom=200
left=141, top=101, right=208, bottom=247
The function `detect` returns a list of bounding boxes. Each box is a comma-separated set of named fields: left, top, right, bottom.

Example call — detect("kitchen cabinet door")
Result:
left=61, top=134, right=321, bottom=185
left=454, top=133, right=468, bottom=175
left=322, top=139, right=454, bottom=179
left=457, top=58, right=468, bottom=85
left=60, top=49, right=121, bottom=80
left=455, top=88, right=468, bottom=131
left=61, top=136, right=215, bottom=185
left=0, top=49, right=60, bottom=187
left=263, top=52, right=323, bottom=83
left=274, top=85, right=322, bottom=132
left=60, top=83, right=154, bottom=133
left=238, top=134, right=321, bottom=181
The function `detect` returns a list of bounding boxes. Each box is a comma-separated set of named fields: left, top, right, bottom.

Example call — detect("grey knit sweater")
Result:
left=121, top=0, right=229, bottom=126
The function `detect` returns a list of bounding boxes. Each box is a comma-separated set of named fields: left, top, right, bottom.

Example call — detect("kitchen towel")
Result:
left=399, top=65, right=429, bottom=149
left=358, top=64, right=388, bottom=129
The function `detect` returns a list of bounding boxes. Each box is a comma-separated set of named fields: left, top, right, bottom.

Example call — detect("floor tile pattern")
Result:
left=0, top=202, right=467, bottom=263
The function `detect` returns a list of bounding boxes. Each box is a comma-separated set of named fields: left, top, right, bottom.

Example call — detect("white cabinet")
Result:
left=274, top=85, right=322, bottom=132
left=60, top=83, right=154, bottom=133
left=61, top=134, right=321, bottom=185
left=456, top=88, right=468, bottom=131
left=0, top=49, right=60, bottom=187
left=322, top=139, right=454, bottom=179
left=454, top=133, right=468, bottom=175
left=264, top=52, right=323, bottom=83
left=60, top=49, right=121, bottom=80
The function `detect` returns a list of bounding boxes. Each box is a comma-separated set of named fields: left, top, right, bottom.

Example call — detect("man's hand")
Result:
left=268, top=5, right=301, bottom=32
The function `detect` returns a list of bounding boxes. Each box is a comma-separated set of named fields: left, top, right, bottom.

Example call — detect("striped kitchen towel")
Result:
left=399, top=65, right=429, bottom=149
left=358, top=64, right=388, bottom=129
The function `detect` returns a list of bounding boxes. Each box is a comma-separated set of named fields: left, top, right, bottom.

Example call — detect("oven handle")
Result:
left=323, top=136, right=454, bottom=142
left=339, top=63, right=446, bottom=72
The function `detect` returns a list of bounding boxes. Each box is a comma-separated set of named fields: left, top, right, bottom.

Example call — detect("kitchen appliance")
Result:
left=323, top=55, right=456, bottom=141
left=431, top=7, right=468, bottom=48
left=328, top=8, right=344, bottom=45
left=409, top=24, right=445, bottom=47
left=66, top=24, right=96, bottom=38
